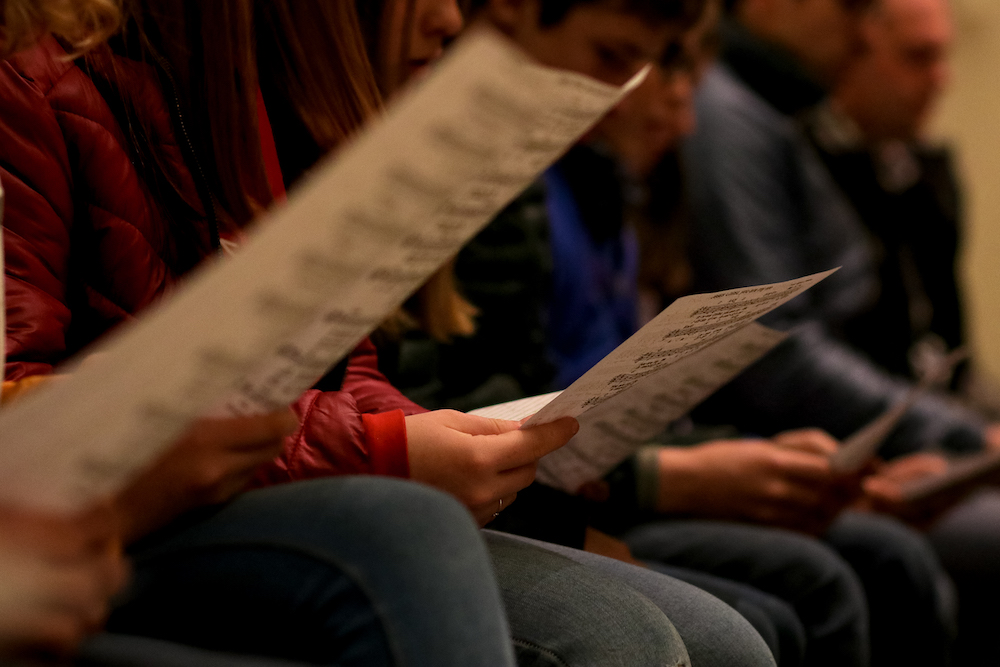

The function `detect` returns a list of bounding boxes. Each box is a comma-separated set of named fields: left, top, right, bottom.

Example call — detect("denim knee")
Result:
left=826, top=511, right=956, bottom=667
left=483, top=531, right=690, bottom=667
left=624, top=520, right=868, bottom=667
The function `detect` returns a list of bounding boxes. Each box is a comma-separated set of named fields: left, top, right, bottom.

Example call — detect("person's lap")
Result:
left=825, top=511, right=956, bottom=667
left=486, top=531, right=776, bottom=667
left=622, top=519, right=868, bottom=667
left=926, top=488, right=1000, bottom=666
left=646, top=562, right=806, bottom=667
left=107, top=477, right=515, bottom=667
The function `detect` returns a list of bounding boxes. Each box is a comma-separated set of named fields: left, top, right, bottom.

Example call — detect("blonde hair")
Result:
left=2, top=0, right=121, bottom=57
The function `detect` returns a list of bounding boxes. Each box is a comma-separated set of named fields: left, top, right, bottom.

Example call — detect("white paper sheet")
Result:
left=536, top=323, right=788, bottom=492
left=0, top=30, right=645, bottom=513
left=828, top=348, right=968, bottom=473
left=469, top=391, right=563, bottom=421
left=521, top=269, right=836, bottom=428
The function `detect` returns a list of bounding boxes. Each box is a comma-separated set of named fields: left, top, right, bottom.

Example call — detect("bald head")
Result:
left=835, top=0, right=952, bottom=140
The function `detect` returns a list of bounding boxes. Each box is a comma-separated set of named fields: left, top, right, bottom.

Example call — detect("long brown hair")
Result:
left=87, top=0, right=382, bottom=263
left=357, top=0, right=478, bottom=342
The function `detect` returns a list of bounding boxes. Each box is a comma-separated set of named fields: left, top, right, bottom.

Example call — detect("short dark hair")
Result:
left=538, top=0, right=708, bottom=28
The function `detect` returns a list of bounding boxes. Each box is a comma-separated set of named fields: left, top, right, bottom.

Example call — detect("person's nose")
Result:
left=422, top=0, right=464, bottom=42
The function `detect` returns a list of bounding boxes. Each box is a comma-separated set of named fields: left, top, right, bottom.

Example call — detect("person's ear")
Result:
left=484, top=0, right=538, bottom=34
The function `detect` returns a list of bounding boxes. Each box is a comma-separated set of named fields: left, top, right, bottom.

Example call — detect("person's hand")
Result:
left=406, top=410, right=579, bottom=526
left=771, top=428, right=840, bottom=456
left=655, top=437, right=861, bottom=535
left=113, top=410, right=298, bottom=543
left=858, top=452, right=960, bottom=528
left=0, top=504, right=128, bottom=660
left=985, top=424, right=1000, bottom=451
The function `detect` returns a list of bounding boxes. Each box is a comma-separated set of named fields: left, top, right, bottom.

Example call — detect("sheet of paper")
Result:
left=899, top=451, right=1000, bottom=503
left=828, top=348, right=968, bottom=473
left=469, top=391, right=563, bottom=421
left=535, top=323, right=788, bottom=492
left=0, top=30, right=645, bottom=514
left=522, top=269, right=836, bottom=428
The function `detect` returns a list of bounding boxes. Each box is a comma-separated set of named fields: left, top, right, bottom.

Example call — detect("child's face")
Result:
left=487, top=0, right=679, bottom=86
left=381, top=0, right=464, bottom=94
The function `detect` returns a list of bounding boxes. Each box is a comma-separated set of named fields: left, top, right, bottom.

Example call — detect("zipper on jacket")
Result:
left=146, top=48, right=222, bottom=252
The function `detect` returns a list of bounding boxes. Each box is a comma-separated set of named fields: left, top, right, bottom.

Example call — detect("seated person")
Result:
left=380, top=3, right=946, bottom=667
left=804, top=0, right=1000, bottom=661
left=805, top=0, right=999, bottom=416
left=0, top=0, right=777, bottom=665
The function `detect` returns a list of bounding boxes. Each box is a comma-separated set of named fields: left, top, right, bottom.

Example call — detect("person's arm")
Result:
left=685, top=68, right=988, bottom=455
left=252, top=340, right=428, bottom=486
left=695, top=322, right=989, bottom=457
left=0, top=57, right=76, bottom=381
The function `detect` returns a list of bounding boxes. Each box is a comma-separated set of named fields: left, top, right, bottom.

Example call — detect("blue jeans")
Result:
left=105, top=477, right=516, bottom=666
left=79, top=634, right=310, bottom=666
left=825, top=512, right=956, bottom=667
left=927, top=489, right=1000, bottom=666
left=488, top=532, right=776, bottom=667
left=647, top=562, right=806, bottom=667
left=623, top=520, right=869, bottom=667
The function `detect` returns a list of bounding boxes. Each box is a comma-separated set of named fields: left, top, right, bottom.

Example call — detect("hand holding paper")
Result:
left=829, top=348, right=968, bottom=473
left=406, top=411, right=579, bottom=526
left=112, top=411, right=298, bottom=543
left=655, top=438, right=859, bottom=535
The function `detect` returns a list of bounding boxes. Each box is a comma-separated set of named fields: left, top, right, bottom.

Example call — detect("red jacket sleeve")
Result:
left=252, top=339, right=428, bottom=486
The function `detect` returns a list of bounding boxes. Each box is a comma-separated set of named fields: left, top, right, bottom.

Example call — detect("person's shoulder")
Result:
left=2, top=37, right=78, bottom=101
left=694, top=64, right=797, bottom=145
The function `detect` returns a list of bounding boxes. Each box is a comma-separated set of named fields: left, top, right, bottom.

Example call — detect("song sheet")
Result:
left=0, top=30, right=645, bottom=513
left=537, top=323, right=788, bottom=492
left=522, top=269, right=836, bottom=428
left=900, top=451, right=1000, bottom=503
left=828, top=348, right=968, bottom=473
left=470, top=392, right=563, bottom=421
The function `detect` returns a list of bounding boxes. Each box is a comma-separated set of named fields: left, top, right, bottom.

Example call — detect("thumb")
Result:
left=493, top=417, right=580, bottom=470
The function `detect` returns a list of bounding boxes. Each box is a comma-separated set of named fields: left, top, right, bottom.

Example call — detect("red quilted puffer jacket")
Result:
left=0, top=37, right=423, bottom=481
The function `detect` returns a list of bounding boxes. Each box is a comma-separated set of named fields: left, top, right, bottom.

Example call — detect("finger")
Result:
left=486, top=418, right=580, bottom=470
left=437, top=410, right=523, bottom=437
left=0, top=613, right=89, bottom=659
left=771, top=450, right=842, bottom=484
left=0, top=507, right=118, bottom=563
left=471, top=493, right=518, bottom=527
left=491, top=463, right=539, bottom=499
left=187, top=410, right=299, bottom=452
left=862, top=476, right=904, bottom=504
left=772, top=429, right=839, bottom=456
left=765, top=480, right=833, bottom=511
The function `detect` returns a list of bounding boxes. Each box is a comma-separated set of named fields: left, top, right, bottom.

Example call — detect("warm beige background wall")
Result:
left=932, top=0, right=1000, bottom=379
